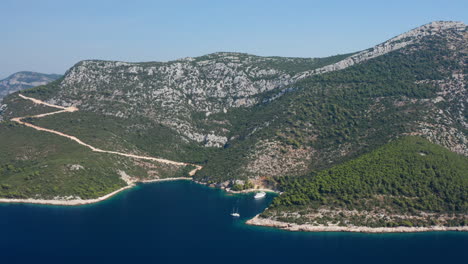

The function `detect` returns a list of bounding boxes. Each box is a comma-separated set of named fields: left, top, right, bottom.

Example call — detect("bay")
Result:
left=1, top=180, right=467, bottom=263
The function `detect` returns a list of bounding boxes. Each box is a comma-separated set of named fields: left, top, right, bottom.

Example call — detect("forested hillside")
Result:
left=261, top=137, right=467, bottom=227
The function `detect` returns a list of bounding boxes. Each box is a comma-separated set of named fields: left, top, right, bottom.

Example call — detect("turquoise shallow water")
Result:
left=1, top=180, right=467, bottom=263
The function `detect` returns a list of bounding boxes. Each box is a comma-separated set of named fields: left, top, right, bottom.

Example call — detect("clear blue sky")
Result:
left=1, top=0, right=466, bottom=79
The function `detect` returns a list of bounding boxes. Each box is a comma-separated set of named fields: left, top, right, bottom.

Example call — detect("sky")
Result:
left=1, top=0, right=467, bottom=79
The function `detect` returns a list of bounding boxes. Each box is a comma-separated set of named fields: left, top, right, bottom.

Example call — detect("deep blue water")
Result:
left=1, top=181, right=467, bottom=263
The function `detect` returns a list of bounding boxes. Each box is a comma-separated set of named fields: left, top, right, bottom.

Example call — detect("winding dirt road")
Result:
left=12, top=94, right=202, bottom=176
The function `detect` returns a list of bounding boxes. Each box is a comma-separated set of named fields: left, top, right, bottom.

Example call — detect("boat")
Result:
left=230, top=212, right=240, bottom=217
left=231, top=206, right=240, bottom=217
left=254, top=191, right=266, bottom=199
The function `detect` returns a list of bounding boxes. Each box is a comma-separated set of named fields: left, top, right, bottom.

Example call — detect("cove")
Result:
left=0, top=180, right=467, bottom=263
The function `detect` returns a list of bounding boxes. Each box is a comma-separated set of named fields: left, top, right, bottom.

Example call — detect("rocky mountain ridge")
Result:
left=15, top=21, right=465, bottom=148
left=295, top=21, right=466, bottom=80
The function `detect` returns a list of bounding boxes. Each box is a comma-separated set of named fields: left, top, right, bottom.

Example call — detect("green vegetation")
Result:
left=264, top=137, right=467, bottom=227
left=1, top=93, right=58, bottom=119
left=29, top=110, right=216, bottom=164
left=231, top=180, right=254, bottom=191
left=273, top=43, right=447, bottom=150
left=0, top=121, right=125, bottom=199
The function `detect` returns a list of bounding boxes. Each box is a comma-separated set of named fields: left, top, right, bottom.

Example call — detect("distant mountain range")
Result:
left=0, top=72, right=61, bottom=99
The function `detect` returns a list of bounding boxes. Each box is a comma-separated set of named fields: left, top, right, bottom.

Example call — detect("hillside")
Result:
left=195, top=20, right=467, bottom=185
left=256, top=136, right=467, bottom=228
left=0, top=119, right=191, bottom=200
left=0, top=21, right=466, bottom=228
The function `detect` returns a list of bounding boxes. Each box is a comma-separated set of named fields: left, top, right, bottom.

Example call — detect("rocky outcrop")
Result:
left=246, top=215, right=468, bottom=233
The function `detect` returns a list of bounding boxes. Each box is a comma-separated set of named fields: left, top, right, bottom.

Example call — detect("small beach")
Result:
left=0, top=177, right=192, bottom=206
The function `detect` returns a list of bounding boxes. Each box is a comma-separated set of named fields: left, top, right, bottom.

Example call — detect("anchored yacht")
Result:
left=254, top=191, right=266, bottom=199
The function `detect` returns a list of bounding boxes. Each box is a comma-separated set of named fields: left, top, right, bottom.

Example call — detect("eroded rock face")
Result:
left=0, top=103, right=5, bottom=121
left=50, top=53, right=300, bottom=146
left=58, top=54, right=295, bottom=112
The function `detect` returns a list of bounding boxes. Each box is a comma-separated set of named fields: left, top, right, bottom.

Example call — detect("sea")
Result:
left=1, top=180, right=466, bottom=263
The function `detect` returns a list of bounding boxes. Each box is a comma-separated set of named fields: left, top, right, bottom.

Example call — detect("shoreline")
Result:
left=246, top=215, right=468, bottom=233
left=0, top=177, right=192, bottom=206
left=0, top=178, right=273, bottom=206
left=225, top=188, right=279, bottom=194
left=2, top=180, right=466, bottom=234
left=192, top=180, right=279, bottom=194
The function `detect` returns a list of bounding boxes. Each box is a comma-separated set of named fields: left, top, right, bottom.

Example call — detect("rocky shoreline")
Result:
left=193, top=180, right=279, bottom=194
left=0, top=177, right=271, bottom=206
left=225, top=188, right=279, bottom=194
left=246, top=215, right=468, bottom=233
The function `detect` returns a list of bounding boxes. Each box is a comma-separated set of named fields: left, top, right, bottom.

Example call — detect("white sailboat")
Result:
left=230, top=207, right=240, bottom=217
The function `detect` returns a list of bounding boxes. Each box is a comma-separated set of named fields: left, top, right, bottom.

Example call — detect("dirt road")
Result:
left=13, top=94, right=203, bottom=176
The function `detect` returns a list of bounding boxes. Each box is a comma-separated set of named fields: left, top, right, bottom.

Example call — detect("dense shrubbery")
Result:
left=231, top=181, right=254, bottom=191
left=30, top=111, right=215, bottom=164
left=271, top=137, right=468, bottom=216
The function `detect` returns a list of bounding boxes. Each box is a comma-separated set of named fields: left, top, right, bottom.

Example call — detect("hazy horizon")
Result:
left=1, top=0, right=467, bottom=79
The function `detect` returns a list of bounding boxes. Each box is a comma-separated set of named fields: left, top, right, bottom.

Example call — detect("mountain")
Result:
left=0, top=21, right=466, bottom=229
left=0, top=71, right=61, bottom=99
